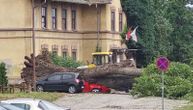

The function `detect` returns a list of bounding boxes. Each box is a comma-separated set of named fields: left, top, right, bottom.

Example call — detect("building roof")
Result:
left=51, top=0, right=87, bottom=4
left=51, top=0, right=112, bottom=5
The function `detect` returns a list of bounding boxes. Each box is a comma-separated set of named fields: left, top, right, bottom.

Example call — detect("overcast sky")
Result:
left=186, top=4, right=193, bottom=8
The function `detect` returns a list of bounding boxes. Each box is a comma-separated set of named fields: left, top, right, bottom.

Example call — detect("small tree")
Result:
left=51, top=54, right=83, bottom=68
left=0, top=63, right=8, bottom=86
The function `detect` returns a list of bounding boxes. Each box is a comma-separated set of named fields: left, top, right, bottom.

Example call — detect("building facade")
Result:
left=0, top=0, right=126, bottom=78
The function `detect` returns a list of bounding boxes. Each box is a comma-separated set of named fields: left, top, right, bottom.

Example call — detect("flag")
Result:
left=130, top=26, right=138, bottom=42
left=125, top=27, right=132, bottom=40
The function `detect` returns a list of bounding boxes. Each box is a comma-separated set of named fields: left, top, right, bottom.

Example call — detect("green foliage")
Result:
left=189, top=58, right=193, bottom=67
left=131, top=74, right=161, bottom=97
left=131, top=62, right=193, bottom=99
left=166, top=0, right=193, bottom=64
left=51, top=54, right=83, bottom=68
left=120, top=25, right=128, bottom=40
left=0, top=63, right=8, bottom=86
left=184, top=93, right=193, bottom=102
left=165, top=76, right=192, bottom=98
left=0, top=92, right=63, bottom=102
left=121, top=0, right=193, bottom=66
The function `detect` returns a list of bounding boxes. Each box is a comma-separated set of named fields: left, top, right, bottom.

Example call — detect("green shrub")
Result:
left=0, top=63, right=8, bottom=86
left=131, top=74, right=161, bottom=97
left=131, top=62, right=193, bottom=99
left=167, top=62, right=193, bottom=81
left=165, top=76, right=192, bottom=98
left=51, top=54, right=83, bottom=68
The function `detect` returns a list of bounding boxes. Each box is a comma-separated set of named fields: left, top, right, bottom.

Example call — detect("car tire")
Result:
left=36, top=85, right=44, bottom=92
left=68, top=85, right=77, bottom=94
left=91, top=88, right=101, bottom=93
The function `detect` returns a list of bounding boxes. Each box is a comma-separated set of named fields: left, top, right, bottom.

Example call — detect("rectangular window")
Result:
left=119, top=13, right=123, bottom=32
left=71, top=10, right=76, bottom=31
left=41, top=44, right=48, bottom=54
left=41, top=48, right=48, bottom=54
left=62, top=9, right=67, bottom=30
left=62, top=51, right=67, bottom=58
left=41, top=7, right=47, bottom=29
left=48, top=74, right=62, bottom=81
left=111, top=11, right=115, bottom=32
left=52, top=51, right=58, bottom=56
left=52, top=8, right=57, bottom=29
left=72, top=51, right=77, bottom=61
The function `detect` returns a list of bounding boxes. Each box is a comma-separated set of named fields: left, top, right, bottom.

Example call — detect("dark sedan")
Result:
left=36, top=72, right=84, bottom=93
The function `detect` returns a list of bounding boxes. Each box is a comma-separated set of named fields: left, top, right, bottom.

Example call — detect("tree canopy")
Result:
left=121, top=0, right=193, bottom=66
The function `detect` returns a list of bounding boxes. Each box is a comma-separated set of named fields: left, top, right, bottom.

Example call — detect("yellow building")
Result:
left=0, top=0, right=126, bottom=78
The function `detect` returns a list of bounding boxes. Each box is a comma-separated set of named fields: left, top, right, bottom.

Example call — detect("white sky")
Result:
left=186, top=4, right=193, bottom=8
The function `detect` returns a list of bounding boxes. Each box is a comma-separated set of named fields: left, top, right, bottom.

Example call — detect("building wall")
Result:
left=0, top=31, right=32, bottom=78
left=0, top=0, right=32, bottom=78
left=0, top=0, right=127, bottom=78
left=0, top=0, right=32, bottom=28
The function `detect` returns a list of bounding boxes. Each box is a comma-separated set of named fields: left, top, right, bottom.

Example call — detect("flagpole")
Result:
left=127, top=26, right=138, bottom=42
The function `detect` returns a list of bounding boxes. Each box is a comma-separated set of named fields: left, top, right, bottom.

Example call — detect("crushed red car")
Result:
left=83, top=81, right=111, bottom=93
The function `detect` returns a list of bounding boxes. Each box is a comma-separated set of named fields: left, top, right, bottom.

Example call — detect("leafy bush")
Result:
left=131, top=62, right=193, bottom=99
left=0, top=63, right=8, bottom=86
left=0, top=92, right=63, bottom=101
left=51, top=54, right=83, bottom=68
left=165, top=76, right=192, bottom=98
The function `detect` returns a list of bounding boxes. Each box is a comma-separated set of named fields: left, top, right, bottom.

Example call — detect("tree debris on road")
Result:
left=21, top=51, right=141, bottom=91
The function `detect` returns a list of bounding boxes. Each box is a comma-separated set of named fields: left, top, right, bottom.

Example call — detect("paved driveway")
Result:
left=55, top=93, right=188, bottom=110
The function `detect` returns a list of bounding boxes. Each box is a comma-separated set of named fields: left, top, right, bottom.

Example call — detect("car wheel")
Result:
left=36, top=85, right=44, bottom=92
left=91, top=88, right=101, bottom=93
left=68, top=85, right=77, bottom=94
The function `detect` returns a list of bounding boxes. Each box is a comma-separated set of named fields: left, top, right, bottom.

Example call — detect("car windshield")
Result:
left=0, top=106, right=6, bottom=110
left=1, top=104, right=24, bottom=110
left=40, top=100, right=64, bottom=110
left=10, top=103, right=30, bottom=110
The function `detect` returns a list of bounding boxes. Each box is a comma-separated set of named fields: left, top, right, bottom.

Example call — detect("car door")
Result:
left=62, top=74, right=74, bottom=91
left=44, top=74, right=63, bottom=91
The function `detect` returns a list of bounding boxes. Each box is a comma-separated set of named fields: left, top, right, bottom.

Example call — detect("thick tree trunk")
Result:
left=21, top=51, right=141, bottom=91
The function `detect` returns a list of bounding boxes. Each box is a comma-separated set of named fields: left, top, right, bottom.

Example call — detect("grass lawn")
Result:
left=176, top=103, right=193, bottom=110
left=0, top=92, right=64, bottom=101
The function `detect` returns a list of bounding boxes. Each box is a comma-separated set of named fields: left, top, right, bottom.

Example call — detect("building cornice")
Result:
left=0, top=28, right=32, bottom=31
left=0, top=36, right=121, bottom=41
left=0, top=28, right=121, bottom=35
left=51, top=0, right=112, bottom=5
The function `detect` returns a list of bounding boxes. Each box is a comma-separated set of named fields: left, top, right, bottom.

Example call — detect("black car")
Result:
left=36, top=72, right=84, bottom=93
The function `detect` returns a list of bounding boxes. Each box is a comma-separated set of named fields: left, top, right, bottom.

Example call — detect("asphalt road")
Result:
left=54, top=93, right=188, bottom=110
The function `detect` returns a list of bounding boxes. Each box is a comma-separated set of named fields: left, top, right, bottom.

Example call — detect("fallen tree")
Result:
left=21, top=51, right=141, bottom=91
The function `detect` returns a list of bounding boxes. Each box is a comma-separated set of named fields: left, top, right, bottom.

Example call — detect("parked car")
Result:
left=83, top=81, right=111, bottom=93
left=36, top=72, right=84, bottom=93
left=0, top=106, right=6, bottom=110
left=1, top=98, right=70, bottom=110
left=0, top=103, right=23, bottom=110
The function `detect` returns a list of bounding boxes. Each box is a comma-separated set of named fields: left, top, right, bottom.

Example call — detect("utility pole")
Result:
left=96, top=4, right=101, bottom=52
left=32, top=0, right=36, bottom=91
